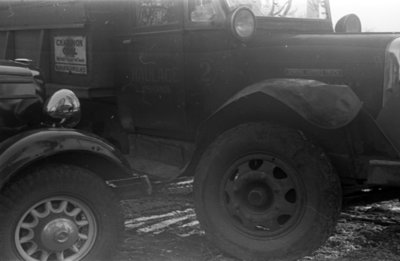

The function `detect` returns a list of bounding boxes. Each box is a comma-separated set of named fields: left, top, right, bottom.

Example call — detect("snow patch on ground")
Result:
left=125, top=208, right=200, bottom=236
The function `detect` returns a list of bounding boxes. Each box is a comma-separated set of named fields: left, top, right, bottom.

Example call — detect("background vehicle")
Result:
left=2, top=0, right=400, bottom=260
left=0, top=61, right=147, bottom=260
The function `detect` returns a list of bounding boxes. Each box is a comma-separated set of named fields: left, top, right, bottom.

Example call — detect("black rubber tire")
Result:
left=0, top=164, right=123, bottom=261
left=194, top=123, right=342, bottom=261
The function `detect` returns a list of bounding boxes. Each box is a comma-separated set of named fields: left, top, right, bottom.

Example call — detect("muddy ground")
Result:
left=114, top=178, right=400, bottom=261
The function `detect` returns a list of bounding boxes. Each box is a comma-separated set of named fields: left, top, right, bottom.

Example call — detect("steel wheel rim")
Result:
left=221, top=154, right=305, bottom=237
left=15, top=196, right=97, bottom=261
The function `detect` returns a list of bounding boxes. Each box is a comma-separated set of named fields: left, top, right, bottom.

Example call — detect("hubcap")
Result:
left=247, top=187, right=269, bottom=207
left=41, top=218, right=79, bottom=251
left=15, top=197, right=97, bottom=261
left=222, top=155, right=304, bottom=236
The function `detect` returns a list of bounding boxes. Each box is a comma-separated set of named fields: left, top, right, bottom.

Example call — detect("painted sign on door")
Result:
left=54, top=36, right=87, bottom=74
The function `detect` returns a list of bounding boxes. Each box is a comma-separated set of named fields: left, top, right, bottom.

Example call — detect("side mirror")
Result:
left=335, top=14, right=362, bottom=33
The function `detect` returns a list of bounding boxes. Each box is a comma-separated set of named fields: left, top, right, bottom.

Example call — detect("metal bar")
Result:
left=369, top=159, right=400, bottom=166
left=0, top=23, right=85, bottom=31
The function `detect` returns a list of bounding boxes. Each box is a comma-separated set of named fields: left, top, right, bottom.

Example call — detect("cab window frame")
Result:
left=184, top=0, right=226, bottom=30
left=130, top=0, right=184, bottom=33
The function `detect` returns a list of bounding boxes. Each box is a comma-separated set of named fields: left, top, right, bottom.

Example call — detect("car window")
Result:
left=135, top=0, right=180, bottom=27
left=190, top=0, right=216, bottom=22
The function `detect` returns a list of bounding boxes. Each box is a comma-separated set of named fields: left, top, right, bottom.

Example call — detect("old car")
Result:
left=2, top=0, right=400, bottom=260
left=0, top=60, right=148, bottom=261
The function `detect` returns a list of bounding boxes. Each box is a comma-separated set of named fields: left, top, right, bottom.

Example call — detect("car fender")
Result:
left=213, top=78, right=363, bottom=129
left=0, top=128, right=132, bottom=188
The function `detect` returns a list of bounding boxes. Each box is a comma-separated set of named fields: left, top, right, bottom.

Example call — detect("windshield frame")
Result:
left=220, top=0, right=333, bottom=33
left=222, top=0, right=331, bottom=21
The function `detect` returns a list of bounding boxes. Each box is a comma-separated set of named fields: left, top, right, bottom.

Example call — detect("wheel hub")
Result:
left=235, top=171, right=274, bottom=211
left=247, top=187, right=269, bottom=207
left=41, top=218, right=79, bottom=251
left=222, top=156, right=303, bottom=236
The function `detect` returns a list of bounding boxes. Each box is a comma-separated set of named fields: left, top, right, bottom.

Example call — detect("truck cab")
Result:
left=117, top=0, right=336, bottom=137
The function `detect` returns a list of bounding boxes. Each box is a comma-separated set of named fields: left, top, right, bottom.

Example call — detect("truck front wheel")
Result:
left=194, top=123, right=341, bottom=261
left=0, top=164, right=123, bottom=261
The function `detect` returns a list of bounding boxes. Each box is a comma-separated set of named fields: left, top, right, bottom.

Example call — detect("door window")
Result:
left=135, top=0, right=180, bottom=27
left=190, top=0, right=216, bottom=22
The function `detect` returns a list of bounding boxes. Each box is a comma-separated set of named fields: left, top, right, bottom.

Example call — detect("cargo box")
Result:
left=0, top=1, right=130, bottom=99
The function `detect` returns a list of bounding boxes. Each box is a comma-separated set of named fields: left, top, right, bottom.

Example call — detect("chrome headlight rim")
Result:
left=44, top=89, right=81, bottom=128
left=230, top=7, right=256, bottom=42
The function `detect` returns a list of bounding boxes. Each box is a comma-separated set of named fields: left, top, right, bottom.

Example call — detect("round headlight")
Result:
left=335, top=14, right=362, bottom=33
left=44, top=89, right=81, bottom=128
left=231, top=7, right=256, bottom=41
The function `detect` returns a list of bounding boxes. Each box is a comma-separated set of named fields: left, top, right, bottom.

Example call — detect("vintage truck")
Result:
left=1, top=0, right=400, bottom=260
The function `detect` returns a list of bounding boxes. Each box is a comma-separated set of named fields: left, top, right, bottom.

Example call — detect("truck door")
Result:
left=119, top=0, right=186, bottom=137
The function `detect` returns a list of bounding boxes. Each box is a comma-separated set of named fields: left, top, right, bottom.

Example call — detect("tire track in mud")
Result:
left=122, top=178, right=203, bottom=238
left=115, top=178, right=231, bottom=261
left=125, top=208, right=200, bottom=236
left=116, top=177, right=400, bottom=261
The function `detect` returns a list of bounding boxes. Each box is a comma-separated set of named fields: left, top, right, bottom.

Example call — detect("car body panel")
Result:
left=212, top=78, right=362, bottom=129
left=0, top=60, right=44, bottom=139
left=0, top=128, right=132, bottom=188
left=117, top=1, right=399, bottom=139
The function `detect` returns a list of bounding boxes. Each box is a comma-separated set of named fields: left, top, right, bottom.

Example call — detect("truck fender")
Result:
left=0, top=128, right=132, bottom=189
left=213, top=78, right=363, bottom=129
left=182, top=78, right=363, bottom=178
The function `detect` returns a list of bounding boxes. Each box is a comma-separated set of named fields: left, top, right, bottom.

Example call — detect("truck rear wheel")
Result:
left=194, top=123, right=341, bottom=261
left=0, top=164, right=123, bottom=261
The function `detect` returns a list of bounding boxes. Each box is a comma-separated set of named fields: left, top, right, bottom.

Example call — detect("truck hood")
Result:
left=0, top=60, right=44, bottom=133
left=244, top=32, right=400, bottom=117
left=253, top=33, right=400, bottom=50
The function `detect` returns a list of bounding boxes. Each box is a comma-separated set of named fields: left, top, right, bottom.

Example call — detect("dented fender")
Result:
left=216, top=78, right=363, bottom=129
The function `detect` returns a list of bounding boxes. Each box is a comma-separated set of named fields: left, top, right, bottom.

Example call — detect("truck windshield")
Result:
left=225, top=0, right=328, bottom=19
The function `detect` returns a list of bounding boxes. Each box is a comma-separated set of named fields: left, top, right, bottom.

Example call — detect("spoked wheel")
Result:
left=15, top=196, right=97, bottom=261
left=194, top=123, right=342, bottom=261
left=0, top=164, right=123, bottom=261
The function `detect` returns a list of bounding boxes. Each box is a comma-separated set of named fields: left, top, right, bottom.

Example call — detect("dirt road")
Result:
left=115, top=178, right=400, bottom=261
